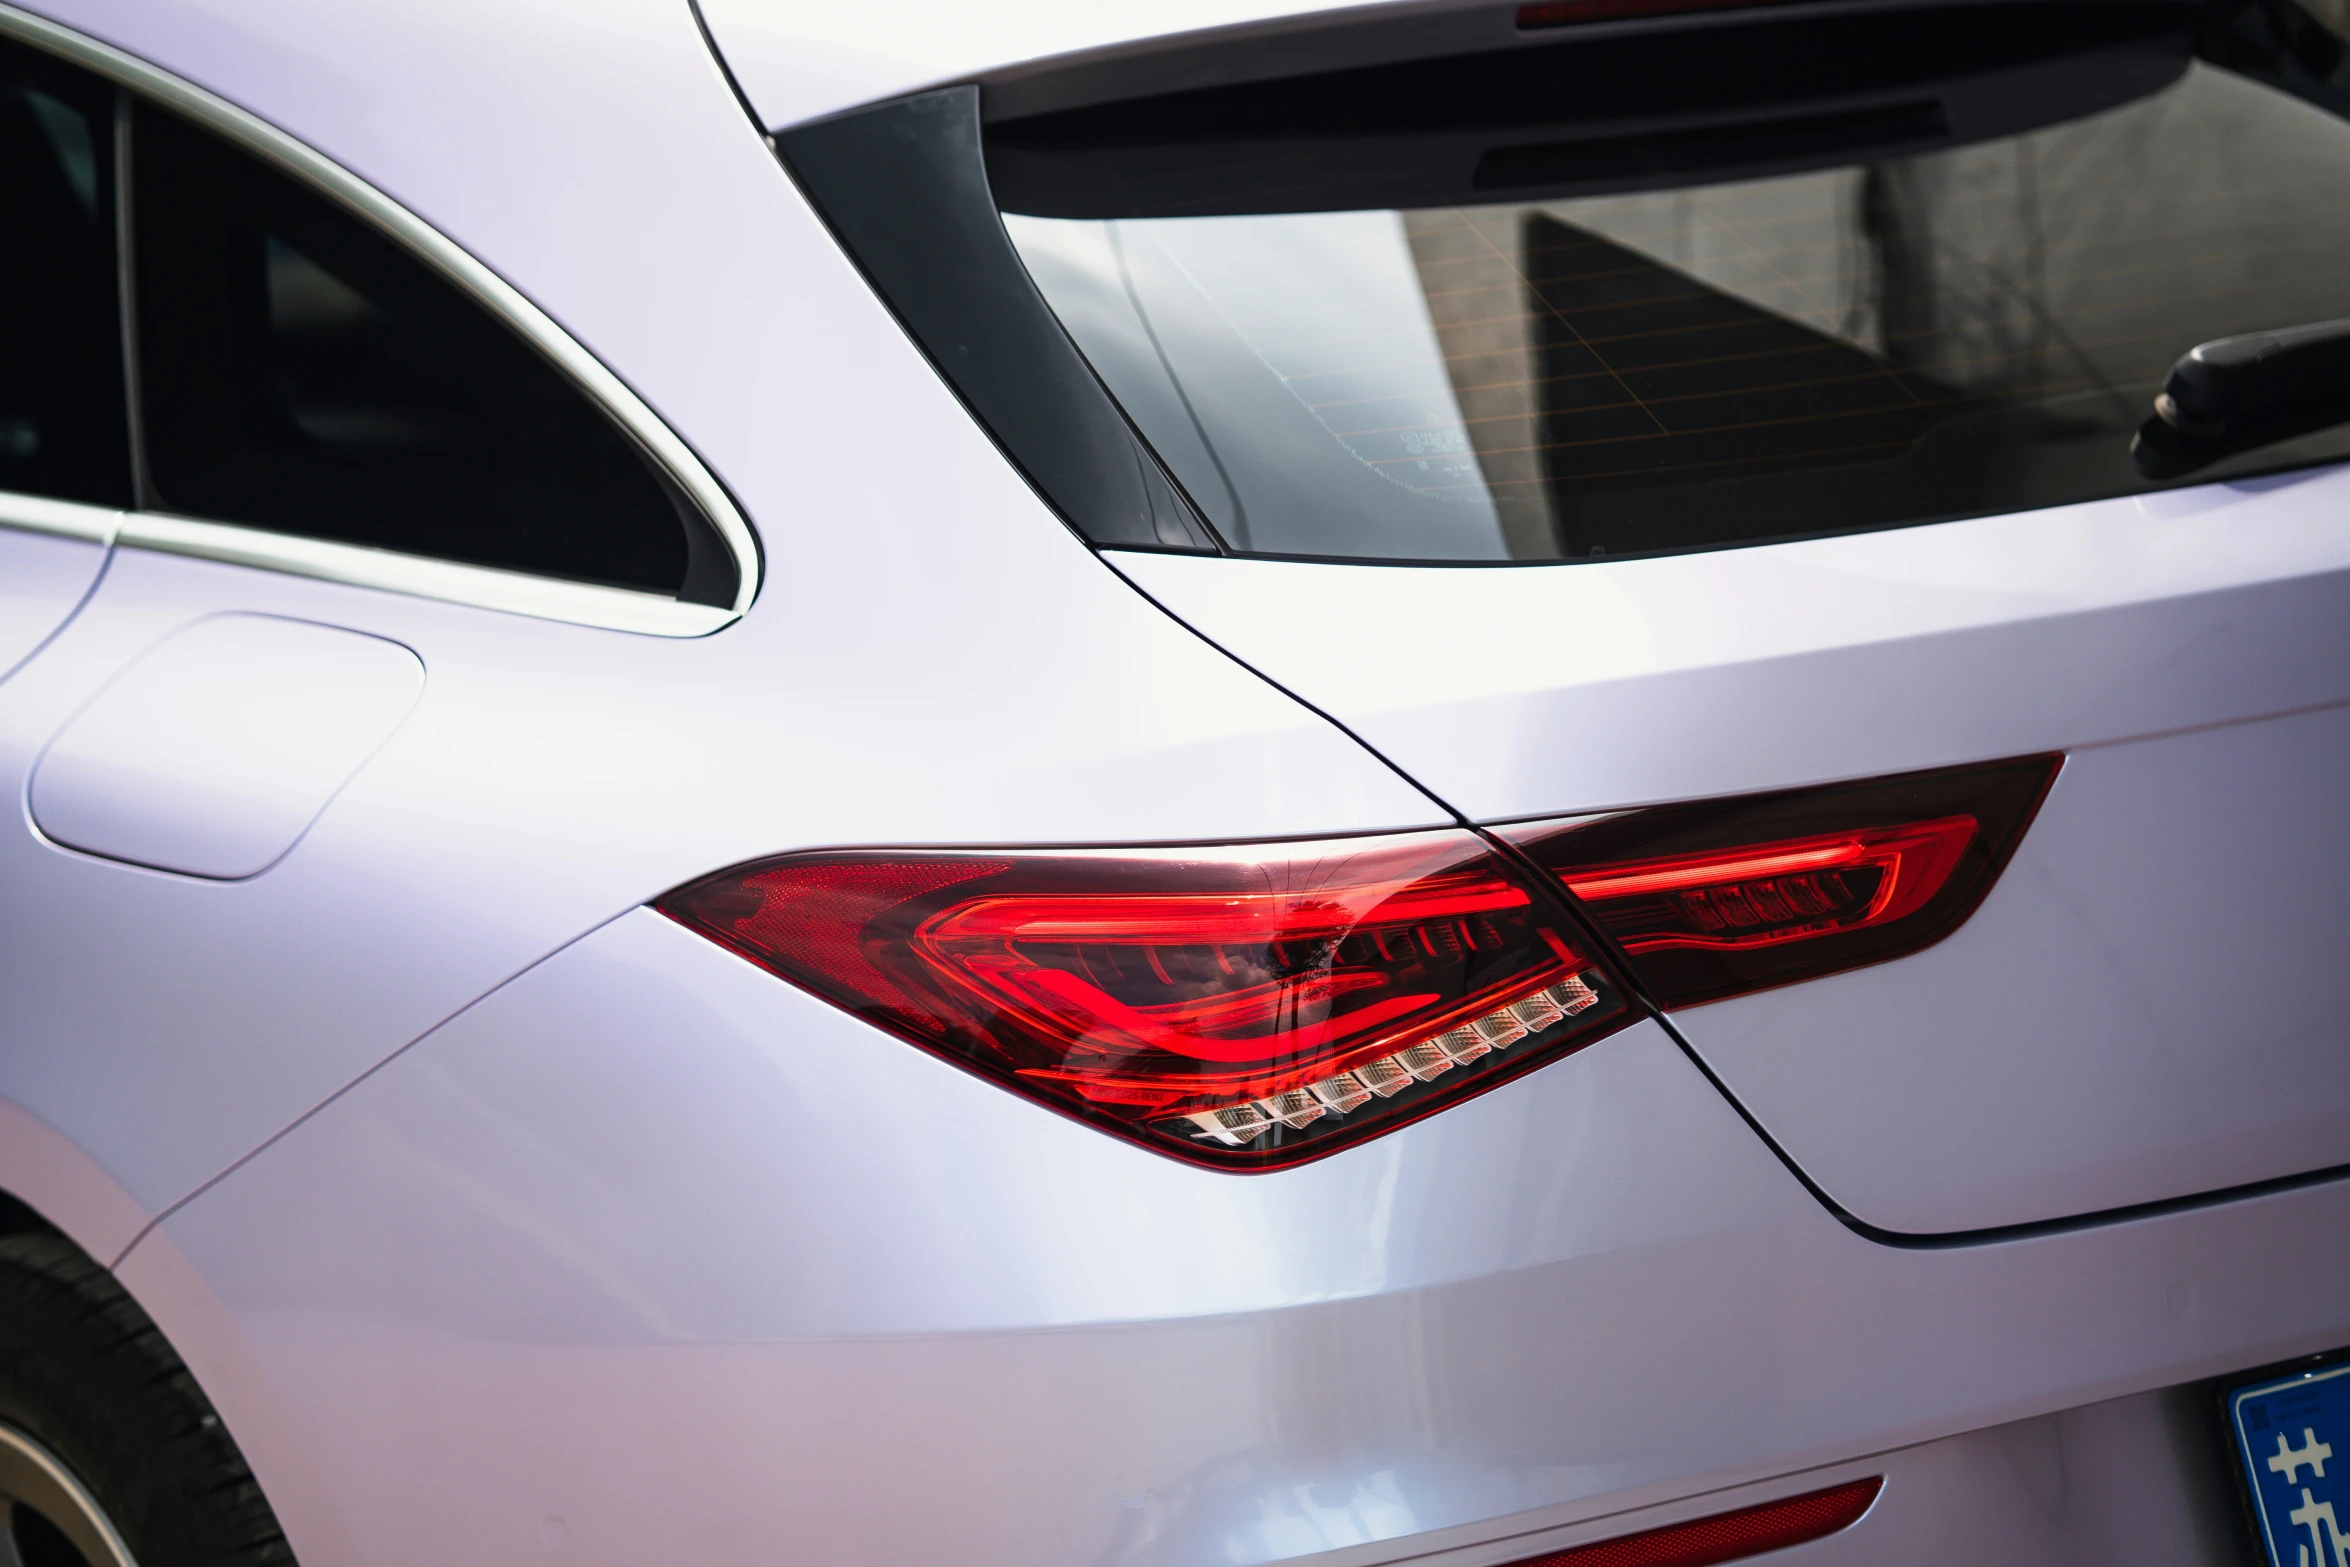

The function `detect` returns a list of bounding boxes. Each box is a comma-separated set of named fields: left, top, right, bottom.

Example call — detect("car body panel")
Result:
left=694, top=0, right=1418, bottom=129
left=0, top=0, right=1442, bottom=1227
left=1110, top=474, right=2350, bottom=825
left=1681, top=706, right=2350, bottom=1235
left=1117, top=473, right=2350, bottom=1230
left=0, top=1095, right=148, bottom=1265
left=1, top=4, right=2344, bottom=1566
left=29, top=614, right=427, bottom=880
left=126, top=907, right=2350, bottom=1567
left=0, top=523, right=106, bottom=685
left=0, top=535, right=1439, bottom=1226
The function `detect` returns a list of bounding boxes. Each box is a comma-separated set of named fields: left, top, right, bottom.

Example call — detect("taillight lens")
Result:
left=1505, top=756, right=2059, bottom=1007
left=657, top=831, right=1636, bottom=1168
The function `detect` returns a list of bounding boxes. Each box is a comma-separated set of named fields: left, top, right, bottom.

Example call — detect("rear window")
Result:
left=984, top=3, right=2350, bottom=561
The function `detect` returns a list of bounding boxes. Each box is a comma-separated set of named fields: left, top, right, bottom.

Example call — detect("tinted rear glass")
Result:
left=1001, top=27, right=2350, bottom=561
left=0, top=37, right=126, bottom=509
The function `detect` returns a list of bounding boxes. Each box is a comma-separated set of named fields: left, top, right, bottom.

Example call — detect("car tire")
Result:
left=0, top=1224, right=293, bottom=1567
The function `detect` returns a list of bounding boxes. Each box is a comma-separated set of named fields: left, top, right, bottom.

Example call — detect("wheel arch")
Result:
left=0, top=1098, right=354, bottom=1567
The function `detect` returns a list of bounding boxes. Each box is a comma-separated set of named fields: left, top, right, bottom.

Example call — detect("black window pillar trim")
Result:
left=774, top=87, right=1223, bottom=555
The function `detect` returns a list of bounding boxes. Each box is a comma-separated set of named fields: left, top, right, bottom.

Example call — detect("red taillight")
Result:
left=1513, top=1477, right=1880, bottom=1567
left=1561, top=815, right=1976, bottom=949
left=658, top=831, right=1636, bottom=1168
left=1506, top=756, right=2059, bottom=1007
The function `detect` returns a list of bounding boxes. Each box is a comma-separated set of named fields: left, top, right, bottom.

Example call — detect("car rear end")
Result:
left=86, top=1, right=2350, bottom=1565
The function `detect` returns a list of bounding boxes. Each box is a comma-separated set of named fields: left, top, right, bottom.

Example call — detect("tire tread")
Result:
left=0, top=1230, right=293, bottom=1567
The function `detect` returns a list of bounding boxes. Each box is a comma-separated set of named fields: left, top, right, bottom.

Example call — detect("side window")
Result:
left=130, top=101, right=721, bottom=600
left=0, top=38, right=129, bottom=508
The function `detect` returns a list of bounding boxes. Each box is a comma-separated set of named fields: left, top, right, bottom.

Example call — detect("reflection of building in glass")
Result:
left=1405, top=202, right=1941, bottom=558
left=1401, top=212, right=1561, bottom=557
left=1519, top=212, right=1938, bottom=558
left=1011, top=61, right=2350, bottom=562
left=1398, top=63, right=2350, bottom=556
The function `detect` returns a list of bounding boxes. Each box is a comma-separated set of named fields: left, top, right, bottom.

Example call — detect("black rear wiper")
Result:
left=2133, top=317, right=2350, bottom=479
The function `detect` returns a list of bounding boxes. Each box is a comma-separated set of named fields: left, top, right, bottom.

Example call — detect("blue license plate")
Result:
left=2231, top=1358, right=2350, bottom=1567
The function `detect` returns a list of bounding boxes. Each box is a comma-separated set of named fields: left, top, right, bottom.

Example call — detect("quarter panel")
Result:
left=28, top=615, right=425, bottom=879
left=0, top=0, right=1442, bottom=1224
left=0, top=533, right=1436, bottom=1221
left=131, top=907, right=2350, bottom=1567
left=0, top=1096, right=147, bottom=1263
left=142, top=912, right=1764, bottom=1342
left=0, top=527, right=104, bottom=685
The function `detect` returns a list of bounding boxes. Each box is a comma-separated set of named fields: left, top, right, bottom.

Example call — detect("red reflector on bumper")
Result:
left=657, top=831, right=1637, bottom=1169
left=1512, top=1477, right=1880, bottom=1567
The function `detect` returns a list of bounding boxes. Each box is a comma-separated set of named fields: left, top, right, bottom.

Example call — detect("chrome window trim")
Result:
left=0, top=1, right=763, bottom=637
left=0, top=491, right=122, bottom=545
left=118, top=514, right=739, bottom=637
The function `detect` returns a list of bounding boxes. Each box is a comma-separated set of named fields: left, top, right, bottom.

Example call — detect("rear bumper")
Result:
left=125, top=908, right=2339, bottom=1567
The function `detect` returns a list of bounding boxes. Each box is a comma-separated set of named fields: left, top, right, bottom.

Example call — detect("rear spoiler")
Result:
left=980, top=2, right=2196, bottom=217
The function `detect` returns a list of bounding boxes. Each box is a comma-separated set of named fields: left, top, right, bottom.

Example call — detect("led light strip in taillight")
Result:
left=1506, top=755, right=2060, bottom=1008
left=1179, top=973, right=1600, bottom=1145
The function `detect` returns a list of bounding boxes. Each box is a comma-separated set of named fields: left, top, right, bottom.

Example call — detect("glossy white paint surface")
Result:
left=0, top=0, right=1438, bottom=1230
left=30, top=615, right=424, bottom=879
left=0, top=537, right=1434, bottom=1222
left=1114, top=468, right=2350, bottom=821
left=1678, top=707, right=2350, bottom=1234
left=697, top=0, right=1368, bottom=127
left=0, top=4, right=2336, bottom=1566
left=1119, top=479, right=2350, bottom=1227
left=134, top=909, right=2350, bottom=1567
left=0, top=527, right=104, bottom=687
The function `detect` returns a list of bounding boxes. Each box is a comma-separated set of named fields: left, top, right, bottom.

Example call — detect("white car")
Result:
left=3, top=0, right=2349, bottom=1564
